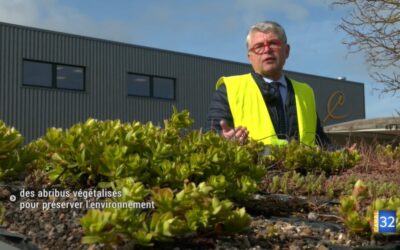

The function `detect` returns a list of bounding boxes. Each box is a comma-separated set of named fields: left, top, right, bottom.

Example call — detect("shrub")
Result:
left=0, top=121, right=30, bottom=180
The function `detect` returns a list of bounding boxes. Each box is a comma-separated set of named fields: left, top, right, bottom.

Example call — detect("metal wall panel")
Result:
left=0, top=22, right=365, bottom=142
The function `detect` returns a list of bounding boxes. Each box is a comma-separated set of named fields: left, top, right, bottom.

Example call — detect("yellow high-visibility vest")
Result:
left=216, top=73, right=317, bottom=146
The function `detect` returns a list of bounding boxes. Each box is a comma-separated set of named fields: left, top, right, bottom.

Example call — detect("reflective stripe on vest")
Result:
left=216, top=73, right=316, bottom=146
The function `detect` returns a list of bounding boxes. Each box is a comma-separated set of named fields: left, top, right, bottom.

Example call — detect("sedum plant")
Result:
left=375, top=144, right=400, bottom=162
left=265, top=141, right=361, bottom=174
left=264, top=171, right=349, bottom=198
left=27, top=109, right=266, bottom=200
left=265, top=171, right=400, bottom=200
left=27, top=108, right=265, bottom=247
left=81, top=178, right=251, bottom=247
left=339, top=180, right=400, bottom=235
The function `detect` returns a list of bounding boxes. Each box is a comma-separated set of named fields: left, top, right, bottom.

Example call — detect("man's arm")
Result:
left=205, top=84, right=249, bottom=143
left=205, top=84, right=234, bottom=133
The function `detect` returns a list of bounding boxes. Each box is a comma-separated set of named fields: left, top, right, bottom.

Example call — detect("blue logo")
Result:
left=374, top=210, right=397, bottom=234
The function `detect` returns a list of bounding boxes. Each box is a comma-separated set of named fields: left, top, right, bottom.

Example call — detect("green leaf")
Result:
left=81, top=235, right=103, bottom=244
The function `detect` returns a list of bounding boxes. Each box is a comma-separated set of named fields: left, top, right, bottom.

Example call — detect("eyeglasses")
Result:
left=248, top=39, right=284, bottom=54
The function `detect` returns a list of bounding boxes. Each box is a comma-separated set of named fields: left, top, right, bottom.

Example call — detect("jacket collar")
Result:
left=251, top=71, right=287, bottom=88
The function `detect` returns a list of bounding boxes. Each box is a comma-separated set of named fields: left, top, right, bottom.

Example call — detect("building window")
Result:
left=23, top=60, right=52, bottom=87
left=23, top=59, right=84, bottom=90
left=56, top=65, right=84, bottom=90
left=127, top=73, right=175, bottom=100
left=153, top=77, right=175, bottom=99
left=127, top=74, right=151, bottom=97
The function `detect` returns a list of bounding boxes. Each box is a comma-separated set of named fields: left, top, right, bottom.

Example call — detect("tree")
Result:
left=332, top=0, right=400, bottom=95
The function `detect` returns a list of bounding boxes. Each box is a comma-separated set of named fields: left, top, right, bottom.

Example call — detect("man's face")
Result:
left=247, top=30, right=290, bottom=80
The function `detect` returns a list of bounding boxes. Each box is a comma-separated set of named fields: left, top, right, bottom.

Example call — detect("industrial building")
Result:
left=0, top=22, right=365, bottom=142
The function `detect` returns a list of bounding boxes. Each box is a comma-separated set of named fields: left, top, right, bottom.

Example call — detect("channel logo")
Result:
left=373, top=210, right=398, bottom=234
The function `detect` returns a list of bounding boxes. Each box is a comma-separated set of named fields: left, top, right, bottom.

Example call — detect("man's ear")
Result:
left=285, top=44, right=290, bottom=59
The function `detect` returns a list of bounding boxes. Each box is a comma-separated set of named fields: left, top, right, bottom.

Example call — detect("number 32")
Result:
left=380, top=216, right=395, bottom=228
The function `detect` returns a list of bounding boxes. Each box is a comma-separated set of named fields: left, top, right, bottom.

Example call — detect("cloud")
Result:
left=0, top=0, right=40, bottom=25
left=0, top=0, right=131, bottom=42
left=118, top=1, right=246, bottom=56
left=0, top=0, right=321, bottom=59
left=0, top=0, right=246, bottom=59
left=234, top=0, right=309, bottom=24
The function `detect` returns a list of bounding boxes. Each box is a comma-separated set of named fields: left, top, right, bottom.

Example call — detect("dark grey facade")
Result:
left=0, top=22, right=365, bottom=142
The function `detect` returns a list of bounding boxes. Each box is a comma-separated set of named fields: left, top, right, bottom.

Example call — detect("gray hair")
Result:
left=246, top=21, right=288, bottom=49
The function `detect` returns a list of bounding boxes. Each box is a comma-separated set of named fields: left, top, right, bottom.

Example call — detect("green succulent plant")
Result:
left=339, top=180, right=400, bottom=236
left=26, top=109, right=262, bottom=247
left=265, top=141, right=361, bottom=174
left=0, top=121, right=35, bottom=180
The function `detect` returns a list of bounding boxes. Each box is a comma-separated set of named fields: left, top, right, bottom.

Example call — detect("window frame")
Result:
left=152, top=76, right=176, bottom=100
left=126, top=73, right=152, bottom=97
left=127, top=72, right=176, bottom=100
left=22, top=60, right=53, bottom=88
left=55, top=64, right=86, bottom=91
left=22, top=59, right=85, bottom=91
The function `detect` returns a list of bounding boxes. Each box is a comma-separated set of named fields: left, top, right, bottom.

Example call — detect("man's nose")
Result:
left=264, top=45, right=274, bottom=53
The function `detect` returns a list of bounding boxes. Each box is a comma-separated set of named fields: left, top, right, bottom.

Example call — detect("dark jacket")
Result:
left=206, top=72, right=331, bottom=147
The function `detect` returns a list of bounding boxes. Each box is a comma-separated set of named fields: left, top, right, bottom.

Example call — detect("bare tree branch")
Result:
left=332, top=0, right=400, bottom=95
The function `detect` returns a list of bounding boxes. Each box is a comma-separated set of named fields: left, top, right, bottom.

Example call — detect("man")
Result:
left=206, top=21, right=331, bottom=147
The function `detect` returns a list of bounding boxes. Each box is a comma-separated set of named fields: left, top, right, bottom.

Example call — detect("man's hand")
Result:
left=220, top=120, right=249, bottom=144
left=348, top=143, right=357, bottom=152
